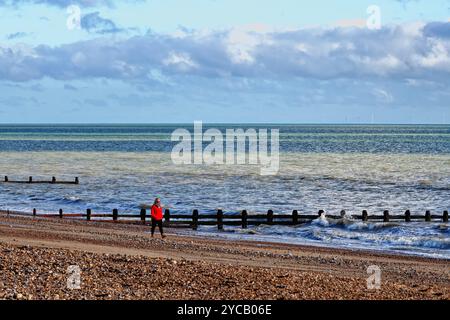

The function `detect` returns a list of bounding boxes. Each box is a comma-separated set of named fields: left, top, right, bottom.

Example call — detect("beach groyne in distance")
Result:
left=1, top=176, right=79, bottom=185
left=0, top=208, right=448, bottom=229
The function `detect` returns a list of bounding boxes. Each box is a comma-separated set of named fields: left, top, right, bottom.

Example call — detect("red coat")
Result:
left=151, top=205, right=163, bottom=221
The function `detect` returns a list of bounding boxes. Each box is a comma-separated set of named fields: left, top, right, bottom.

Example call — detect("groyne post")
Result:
left=33, top=208, right=36, bottom=217
left=59, top=209, right=63, bottom=219
left=140, top=208, right=146, bottom=224
left=362, top=210, right=368, bottom=222
left=241, top=210, right=248, bottom=229
left=86, top=209, right=91, bottom=221
left=4, top=176, right=8, bottom=182
left=292, top=210, right=298, bottom=224
left=113, top=209, right=118, bottom=222
left=52, top=177, right=56, bottom=184
left=425, top=210, right=431, bottom=222
left=192, top=209, right=199, bottom=230
left=405, top=210, right=411, bottom=222
left=164, top=209, right=170, bottom=223
left=267, top=210, right=274, bottom=224
left=217, top=209, right=224, bottom=230
left=444, top=210, right=449, bottom=223
left=28, top=176, right=32, bottom=183
left=383, top=210, right=390, bottom=222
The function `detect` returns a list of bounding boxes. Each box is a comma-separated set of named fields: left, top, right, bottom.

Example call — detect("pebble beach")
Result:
left=0, top=213, right=448, bottom=300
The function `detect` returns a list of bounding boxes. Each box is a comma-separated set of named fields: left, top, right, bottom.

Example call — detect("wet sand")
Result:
left=0, top=213, right=448, bottom=300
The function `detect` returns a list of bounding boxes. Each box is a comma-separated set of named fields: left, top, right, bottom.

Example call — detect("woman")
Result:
left=151, top=198, right=166, bottom=238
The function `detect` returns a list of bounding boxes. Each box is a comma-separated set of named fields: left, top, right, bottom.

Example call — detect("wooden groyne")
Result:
left=0, top=208, right=448, bottom=229
left=1, top=176, right=79, bottom=184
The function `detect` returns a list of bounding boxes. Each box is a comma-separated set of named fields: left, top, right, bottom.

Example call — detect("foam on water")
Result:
left=186, top=217, right=450, bottom=259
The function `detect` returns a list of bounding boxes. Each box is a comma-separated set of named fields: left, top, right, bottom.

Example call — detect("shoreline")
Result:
left=0, top=213, right=448, bottom=300
left=178, top=228, right=450, bottom=261
left=2, top=209, right=448, bottom=261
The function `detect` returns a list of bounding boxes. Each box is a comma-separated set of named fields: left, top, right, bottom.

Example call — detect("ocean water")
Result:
left=0, top=124, right=449, bottom=259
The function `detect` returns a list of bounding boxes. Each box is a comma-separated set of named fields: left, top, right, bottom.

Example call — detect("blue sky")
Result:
left=1, top=0, right=450, bottom=123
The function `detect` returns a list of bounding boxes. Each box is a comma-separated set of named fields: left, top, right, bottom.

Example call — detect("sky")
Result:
left=0, top=0, right=450, bottom=123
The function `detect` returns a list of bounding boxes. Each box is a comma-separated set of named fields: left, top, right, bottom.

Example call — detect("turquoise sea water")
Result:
left=0, top=124, right=449, bottom=258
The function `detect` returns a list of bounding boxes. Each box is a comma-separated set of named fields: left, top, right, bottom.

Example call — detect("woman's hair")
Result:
left=153, top=198, right=160, bottom=206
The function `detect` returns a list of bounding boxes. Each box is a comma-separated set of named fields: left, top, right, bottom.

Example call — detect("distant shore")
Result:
left=0, top=213, right=448, bottom=300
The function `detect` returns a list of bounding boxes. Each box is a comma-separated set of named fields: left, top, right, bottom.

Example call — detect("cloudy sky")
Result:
left=0, top=0, right=449, bottom=123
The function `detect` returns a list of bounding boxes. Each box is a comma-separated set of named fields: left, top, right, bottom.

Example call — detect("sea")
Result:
left=0, top=124, right=449, bottom=259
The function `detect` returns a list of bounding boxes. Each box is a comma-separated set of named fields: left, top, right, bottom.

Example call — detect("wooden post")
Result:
left=241, top=210, right=248, bottom=229
left=425, top=210, right=431, bottom=222
left=318, top=210, right=325, bottom=217
left=140, top=208, right=146, bottom=224
left=33, top=208, right=36, bottom=217
left=405, top=210, right=411, bottom=222
left=86, top=209, right=91, bottom=221
left=75, top=177, right=79, bottom=184
left=192, top=209, right=199, bottom=230
left=52, top=177, right=56, bottom=183
left=383, top=210, right=390, bottom=222
left=59, top=209, right=63, bottom=219
left=164, top=209, right=170, bottom=223
left=217, top=209, right=224, bottom=230
left=340, top=210, right=346, bottom=217
left=362, top=210, right=368, bottom=222
left=443, top=211, right=449, bottom=223
left=292, top=210, right=299, bottom=224
left=4, top=176, right=8, bottom=182
left=113, top=209, right=118, bottom=222
left=267, top=210, right=274, bottom=224
left=28, top=176, right=32, bottom=183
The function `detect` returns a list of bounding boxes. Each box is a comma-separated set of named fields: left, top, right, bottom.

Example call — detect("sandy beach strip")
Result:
left=0, top=213, right=448, bottom=300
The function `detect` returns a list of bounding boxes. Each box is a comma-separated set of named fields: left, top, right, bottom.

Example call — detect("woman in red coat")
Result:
left=151, top=198, right=166, bottom=238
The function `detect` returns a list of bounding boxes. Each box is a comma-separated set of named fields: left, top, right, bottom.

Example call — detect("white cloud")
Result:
left=415, top=39, right=450, bottom=70
left=163, top=52, right=198, bottom=71
left=1, top=22, right=450, bottom=82
left=225, top=24, right=273, bottom=64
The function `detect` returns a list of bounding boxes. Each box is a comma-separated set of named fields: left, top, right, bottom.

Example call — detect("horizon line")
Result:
left=0, top=122, right=449, bottom=126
